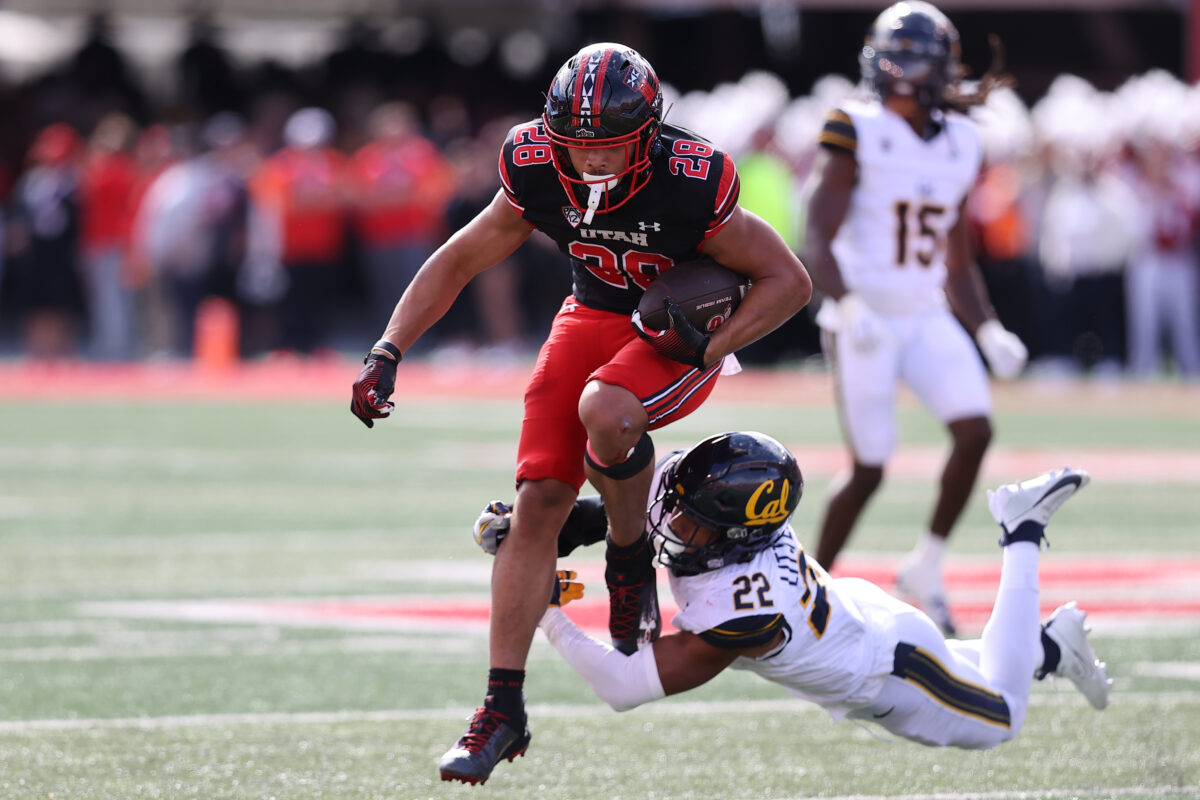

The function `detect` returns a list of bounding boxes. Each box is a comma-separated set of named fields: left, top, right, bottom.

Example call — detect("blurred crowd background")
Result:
left=0, top=0, right=1197, bottom=379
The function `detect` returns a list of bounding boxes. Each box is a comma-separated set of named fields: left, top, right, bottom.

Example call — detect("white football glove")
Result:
left=473, top=501, right=512, bottom=555
left=838, top=293, right=891, bottom=353
left=975, top=319, right=1028, bottom=380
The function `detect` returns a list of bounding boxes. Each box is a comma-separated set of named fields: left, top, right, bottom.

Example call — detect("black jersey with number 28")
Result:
left=499, top=119, right=740, bottom=315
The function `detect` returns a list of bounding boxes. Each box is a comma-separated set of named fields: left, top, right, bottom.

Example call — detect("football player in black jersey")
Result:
left=350, top=42, right=811, bottom=784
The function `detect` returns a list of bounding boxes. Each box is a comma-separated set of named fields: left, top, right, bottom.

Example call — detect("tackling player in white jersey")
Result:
left=474, top=431, right=1110, bottom=756
left=803, top=1, right=1029, bottom=634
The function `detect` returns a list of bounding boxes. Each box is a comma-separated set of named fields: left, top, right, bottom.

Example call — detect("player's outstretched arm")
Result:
left=379, top=189, right=533, bottom=355
left=351, top=191, right=533, bottom=428
left=699, top=206, right=812, bottom=363
left=539, top=606, right=744, bottom=711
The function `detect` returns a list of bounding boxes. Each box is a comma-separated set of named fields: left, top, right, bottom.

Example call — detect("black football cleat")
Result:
left=438, top=706, right=531, bottom=785
left=607, top=574, right=661, bottom=656
left=606, top=536, right=661, bottom=655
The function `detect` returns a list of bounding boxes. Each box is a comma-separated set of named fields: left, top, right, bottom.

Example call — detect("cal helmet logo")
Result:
left=744, top=478, right=792, bottom=526
left=562, top=206, right=583, bottom=228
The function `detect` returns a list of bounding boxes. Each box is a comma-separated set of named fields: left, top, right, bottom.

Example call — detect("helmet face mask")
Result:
left=860, top=1, right=962, bottom=110
left=543, top=42, right=663, bottom=222
left=649, top=432, right=803, bottom=576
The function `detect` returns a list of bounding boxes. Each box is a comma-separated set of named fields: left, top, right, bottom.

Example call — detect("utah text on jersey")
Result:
left=499, top=119, right=740, bottom=315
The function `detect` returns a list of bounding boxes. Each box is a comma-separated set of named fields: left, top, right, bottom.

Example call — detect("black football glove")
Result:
left=351, top=352, right=397, bottom=428
left=631, top=297, right=710, bottom=370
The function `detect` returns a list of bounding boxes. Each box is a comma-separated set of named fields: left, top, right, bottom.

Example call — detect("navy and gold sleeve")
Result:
left=818, top=108, right=857, bottom=154
left=699, top=613, right=787, bottom=650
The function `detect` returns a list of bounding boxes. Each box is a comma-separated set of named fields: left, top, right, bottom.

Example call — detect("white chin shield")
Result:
left=580, top=172, right=620, bottom=225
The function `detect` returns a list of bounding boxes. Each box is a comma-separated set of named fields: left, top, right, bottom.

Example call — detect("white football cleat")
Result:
left=895, top=554, right=956, bottom=637
left=987, top=467, right=1090, bottom=545
left=1039, top=601, right=1112, bottom=710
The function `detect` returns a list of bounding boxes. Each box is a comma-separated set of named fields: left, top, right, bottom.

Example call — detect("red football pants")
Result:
left=516, top=296, right=723, bottom=489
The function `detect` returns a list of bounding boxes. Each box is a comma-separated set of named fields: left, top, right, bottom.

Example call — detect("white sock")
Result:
left=979, top=541, right=1040, bottom=734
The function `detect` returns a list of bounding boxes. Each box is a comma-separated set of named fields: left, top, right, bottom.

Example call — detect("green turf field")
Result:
left=1, top=369, right=1198, bottom=799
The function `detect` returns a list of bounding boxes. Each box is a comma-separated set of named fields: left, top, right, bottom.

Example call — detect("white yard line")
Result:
left=0, top=632, right=480, bottom=662
left=0, top=692, right=1196, bottom=734
left=761, top=788, right=1200, bottom=800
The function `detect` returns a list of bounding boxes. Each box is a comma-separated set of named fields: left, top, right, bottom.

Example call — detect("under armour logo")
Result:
left=917, top=181, right=934, bottom=197
left=637, top=221, right=661, bottom=231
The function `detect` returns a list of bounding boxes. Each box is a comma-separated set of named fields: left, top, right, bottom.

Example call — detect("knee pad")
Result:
left=585, top=432, right=653, bottom=481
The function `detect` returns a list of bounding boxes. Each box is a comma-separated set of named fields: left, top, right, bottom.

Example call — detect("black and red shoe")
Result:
left=606, top=538, right=661, bottom=656
left=438, top=706, right=531, bottom=785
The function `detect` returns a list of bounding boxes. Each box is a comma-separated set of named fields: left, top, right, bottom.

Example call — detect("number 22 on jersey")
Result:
left=730, top=548, right=832, bottom=638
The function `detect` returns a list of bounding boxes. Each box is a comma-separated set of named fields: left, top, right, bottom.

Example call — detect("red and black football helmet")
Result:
left=859, top=1, right=963, bottom=110
left=649, top=431, right=803, bottom=576
left=543, top=42, right=663, bottom=220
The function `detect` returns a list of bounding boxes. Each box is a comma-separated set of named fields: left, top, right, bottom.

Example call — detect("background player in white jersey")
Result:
left=803, top=1, right=1028, bottom=634
left=477, top=431, right=1110, bottom=757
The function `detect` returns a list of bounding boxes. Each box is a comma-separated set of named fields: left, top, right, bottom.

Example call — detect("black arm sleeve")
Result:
left=558, top=495, right=609, bottom=557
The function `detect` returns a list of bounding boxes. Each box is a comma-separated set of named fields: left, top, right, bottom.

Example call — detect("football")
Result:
left=636, top=256, right=750, bottom=333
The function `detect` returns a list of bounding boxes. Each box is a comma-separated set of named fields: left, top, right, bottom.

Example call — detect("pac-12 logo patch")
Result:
left=563, top=206, right=583, bottom=228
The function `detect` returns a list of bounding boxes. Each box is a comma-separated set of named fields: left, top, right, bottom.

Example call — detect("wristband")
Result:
left=368, top=340, right=402, bottom=363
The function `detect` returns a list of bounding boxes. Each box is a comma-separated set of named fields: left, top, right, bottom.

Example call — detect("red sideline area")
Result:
left=3, top=360, right=1200, bottom=414
left=241, top=556, right=1200, bottom=637
left=0, top=359, right=836, bottom=404
left=0, top=359, right=511, bottom=401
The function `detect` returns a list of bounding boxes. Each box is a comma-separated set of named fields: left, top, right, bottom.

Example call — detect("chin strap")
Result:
left=581, top=172, right=619, bottom=226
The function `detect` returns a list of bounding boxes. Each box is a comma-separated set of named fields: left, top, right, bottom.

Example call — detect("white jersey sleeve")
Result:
left=821, top=100, right=983, bottom=315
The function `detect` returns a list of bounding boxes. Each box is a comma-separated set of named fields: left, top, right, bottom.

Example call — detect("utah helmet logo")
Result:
left=744, top=478, right=792, bottom=527
left=562, top=206, right=583, bottom=228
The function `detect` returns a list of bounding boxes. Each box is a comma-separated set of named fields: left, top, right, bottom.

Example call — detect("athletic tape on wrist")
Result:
left=368, top=339, right=402, bottom=362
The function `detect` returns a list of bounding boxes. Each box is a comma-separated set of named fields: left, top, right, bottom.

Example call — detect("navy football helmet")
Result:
left=860, top=1, right=962, bottom=109
left=543, top=42, right=663, bottom=220
left=649, top=431, right=803, bottom=576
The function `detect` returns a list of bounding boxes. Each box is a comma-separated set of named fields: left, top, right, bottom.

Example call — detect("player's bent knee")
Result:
left=579, top=382, right=647, bottom=436
left=585, top=432, right=654, bottom=480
